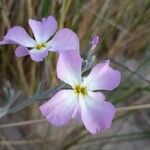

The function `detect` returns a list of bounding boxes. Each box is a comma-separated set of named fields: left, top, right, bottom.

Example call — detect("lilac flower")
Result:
left=0, top=16, right=79, bottom=62
left=40, top=51, right=121, bottom=134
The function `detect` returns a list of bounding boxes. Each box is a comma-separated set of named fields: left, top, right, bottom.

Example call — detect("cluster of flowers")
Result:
left=0, top=16, right=121, bottom=134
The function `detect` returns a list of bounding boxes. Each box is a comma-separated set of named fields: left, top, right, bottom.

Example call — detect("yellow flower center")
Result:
left=35, top=43, right=46, bottom=50
left=74, top=85, right=87, bottom=96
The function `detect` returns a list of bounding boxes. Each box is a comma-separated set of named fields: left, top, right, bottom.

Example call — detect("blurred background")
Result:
left=0, top=0, right=150, bottom=149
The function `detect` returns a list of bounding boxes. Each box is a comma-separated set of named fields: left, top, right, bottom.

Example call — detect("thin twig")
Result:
left=0, top=104, right=150, bottom=129
left=0, top=132, right=15, bottom=150
left=0, top=132, right=149, bottom=146
left=0, top=138, right=52, bottom=145
left=0, top=118, right=45, bottom=129
left=117, top=104, right=150, bottom=112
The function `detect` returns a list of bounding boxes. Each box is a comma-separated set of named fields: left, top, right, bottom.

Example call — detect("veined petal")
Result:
left=72, top=91, right=105, bottom=122
left=72, top=103, right=81, bottom=122
left=48, top=28, right=79, bottom=52
left=29, top=16, right=57, bottom=42
left=57, top=51, right=82, bottom=87
left=83, top=60, right=121, bottom=91
left=79, top=93, right=116, bottom=134
left=29, top=48, right=48, bottom=62
left=2, top=26, right=36, bottom=47
left=39, top=90, right=78, bottom=126
left=0, top=39, right=17, bottom=45
left=88, top=92, right=105, bottom=102
left=15, top=46, right=29, bottom=57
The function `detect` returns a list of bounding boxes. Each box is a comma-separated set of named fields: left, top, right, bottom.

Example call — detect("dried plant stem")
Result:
left=26, top=0, right=33, bottom=17
left=0, top=138, right=51, bottom=145
left=0, top=104, right=150, bottom=129
left=59, top=0, right=72, bottom=28
left=0, top=0, right=10, bottom=29
left=59, top=0, right=66, bottom=28
left=0, top=132, right=149, bottom=146
left=0, top=132, right=15, bottom=150
left=117, top=104, right=150, bottom=112
left=0, top=118, right=45, bottom=129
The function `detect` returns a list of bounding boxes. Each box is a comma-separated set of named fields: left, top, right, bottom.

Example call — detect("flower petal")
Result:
left=57, top=51, right=82, bottom=86
left=79, top=93, right=116, bottom=134
left=0, top=39, right=17, bottom=45
left=39, top=90, right=78, bottom=126
left=72, top=103, right=81, bottom=122
left=2, top=26, right=36, bottom=47
left=15, top=46, right=29, bottom=57
left=72, top=93, right=105, bottom=122
left=83, top=60, right=121, bottom=91
left=29, top=48, right=48, bottom=62
left=48, top=28, right=79, bottom=52
left=29, top=16, right=57, bottom=42
left=88, top=92, right=105, bottom=102
left=72, top=92, right=106, bottom=124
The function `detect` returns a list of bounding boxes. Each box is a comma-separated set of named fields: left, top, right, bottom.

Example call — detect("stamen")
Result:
left=74, top=85, right=87, bottom=96
left=36, top=43, right=46, bottom=50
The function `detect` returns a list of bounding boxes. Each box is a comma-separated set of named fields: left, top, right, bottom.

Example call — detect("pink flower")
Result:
left=40, top=51, right=121, bottom=134
left=0, top=16, right=79, bottom=62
